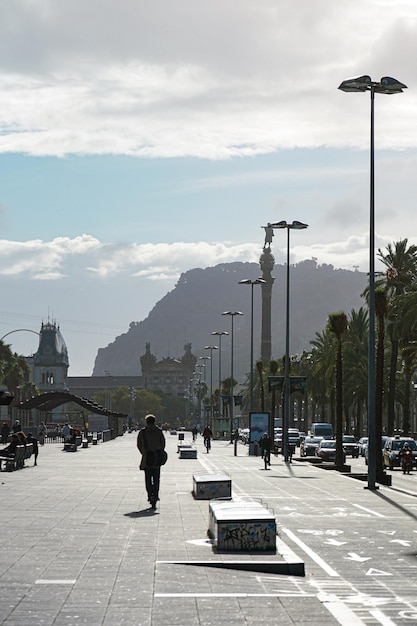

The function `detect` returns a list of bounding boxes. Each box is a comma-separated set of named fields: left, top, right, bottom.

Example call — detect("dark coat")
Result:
left=137, top=424, right=165, bottom=470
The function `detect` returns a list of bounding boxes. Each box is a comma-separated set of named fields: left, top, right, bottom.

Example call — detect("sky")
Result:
left=1, top=0, right=417, bottom=376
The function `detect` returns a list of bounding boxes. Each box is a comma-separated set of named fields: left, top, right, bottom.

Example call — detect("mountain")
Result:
left=92, top=259, right=367, bottom=385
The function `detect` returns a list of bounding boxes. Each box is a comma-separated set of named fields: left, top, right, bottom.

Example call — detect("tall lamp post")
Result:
left=222, top=311, right=243, bottom=441
left=270, top=220, right=308, bottom=462
left=338, top=75, right=406, bottom=490
left=205, top=345, right=219, bottom=430
left=239, top=278, right=266, bottom=413
left=199, top=356, right=210, bottom=423
left=212, top=331, right=229, bottom=420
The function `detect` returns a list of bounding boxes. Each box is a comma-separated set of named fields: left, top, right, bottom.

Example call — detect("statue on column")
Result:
left=262, top=223, right=274, bottom=249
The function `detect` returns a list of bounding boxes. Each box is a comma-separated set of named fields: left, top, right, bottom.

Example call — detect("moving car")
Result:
left=342, top=435, right=360, bottom=458
left=383, top=437, right=417, bottom=470
left=316, top=439, right=337, bottom=462
left=300, top=436, right=322, bottom=457
left=358, top=437, right=368, bottom=457
left=365, top=436, right=389, bottom=466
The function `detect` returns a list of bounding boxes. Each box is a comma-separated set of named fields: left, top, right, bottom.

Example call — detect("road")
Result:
left=203, top=441, right=417, bottom=625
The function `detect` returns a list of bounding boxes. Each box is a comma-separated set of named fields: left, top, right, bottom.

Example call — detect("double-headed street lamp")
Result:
left=239, top=278, right=266, bottom=413
left=222, top=311, right=243, bottom=441
left=270, top=220, right=308, bottom=462
left=212, top=330, right=229, bottom=419
left=338, top=75, right=406, bottom=491
left=204, top=345, right=219, bottom=430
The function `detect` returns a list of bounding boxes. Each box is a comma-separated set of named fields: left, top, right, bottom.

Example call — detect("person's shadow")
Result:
left=124, top=509, right=158, bottom=518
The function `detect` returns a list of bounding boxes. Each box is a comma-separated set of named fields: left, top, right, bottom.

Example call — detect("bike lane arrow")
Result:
left=345, top=553, right=371, bottom=562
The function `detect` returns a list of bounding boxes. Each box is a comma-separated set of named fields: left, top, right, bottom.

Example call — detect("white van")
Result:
left=310, top=422, right=333, bottom=440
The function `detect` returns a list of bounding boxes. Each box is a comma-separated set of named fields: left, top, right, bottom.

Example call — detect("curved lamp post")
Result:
left=239, top=278, right=266, bottom=413
left=338, top=75, right=406, bottom=491
left=222, top=311, right=243, bottom=441
left=212, top=331, right=229, bottom=420
left=204, top=345, right=218, bottom=430
left=270, top=220, right=308, bottom=462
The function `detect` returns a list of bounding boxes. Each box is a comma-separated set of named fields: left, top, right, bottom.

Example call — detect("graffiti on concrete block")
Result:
left=218, top=521, right=276, bottom=551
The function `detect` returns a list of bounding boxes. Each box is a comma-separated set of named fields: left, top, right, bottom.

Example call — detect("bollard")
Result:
left=254, top=441, right=259, bottom=457
left=234, top=438, right=237, bottom=456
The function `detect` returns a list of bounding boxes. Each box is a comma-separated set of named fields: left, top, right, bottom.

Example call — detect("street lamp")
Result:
left=270, top=220, right=308, bottom=462
left=199, top=356, right=210, bottom=423
left=222, top=311, right=244, bottom=441
left=212, top=331, right=229, bottom=420
left=338, top=75, right=406, bottom=491
left=205, top=345, right=219, bottom=430
left=239, top=278, right=266, bottom=413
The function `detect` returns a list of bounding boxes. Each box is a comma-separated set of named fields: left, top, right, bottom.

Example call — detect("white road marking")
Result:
left=282, top=528, right=340, bottom=577
left=318, top=594, right=367, bottom=626
left=35, top=579, right=76, bottom=584
left=366, top=568, right=392, bottom=576
left=369, top=609, right=397, bottom=625
left=345, top=553, right=371, bottom=562
left=353, top=503, right=385, bottom=517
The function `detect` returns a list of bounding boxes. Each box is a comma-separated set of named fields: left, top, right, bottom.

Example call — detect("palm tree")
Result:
left=343, top=308, right=368, bottom=438
left=328, top=312, right=348, bottom=471
left=376, top=239, right=417, bottom=434
left=390, top=290, right=417, bottom=434
left=375, top=289, right=388, bottom=478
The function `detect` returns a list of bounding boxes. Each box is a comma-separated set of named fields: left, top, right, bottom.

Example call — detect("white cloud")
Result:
left=0, top=1, right=415, bottom=158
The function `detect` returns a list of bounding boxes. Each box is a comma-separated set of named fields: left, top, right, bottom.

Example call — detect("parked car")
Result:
left=383, top=437, right=417, bottom=470
left=358, top=437, right=368, bottom=457
left=342, top=435, right=360, bottom=458
left=300, top=436, right=322, bottom=457
left=316, top=439, right=337, bottom=462
left=239, top=428, right=250, bottom=444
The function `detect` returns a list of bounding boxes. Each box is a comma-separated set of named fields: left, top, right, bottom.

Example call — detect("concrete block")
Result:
left=209, top=500, right=276, bottom=553
left=179, top=446, right=197, bottom=459
left=193, top=473, right=232, bottom=500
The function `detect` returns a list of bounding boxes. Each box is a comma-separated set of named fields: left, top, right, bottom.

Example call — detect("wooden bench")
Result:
left=0, top=443, right=33, bottom=471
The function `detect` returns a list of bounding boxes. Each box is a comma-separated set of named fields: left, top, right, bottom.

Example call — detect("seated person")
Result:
left=0, top=433, right=20, bottom=458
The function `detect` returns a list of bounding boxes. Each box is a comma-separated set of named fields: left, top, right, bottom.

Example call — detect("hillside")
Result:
left=92, top=259, right=367, bottom=384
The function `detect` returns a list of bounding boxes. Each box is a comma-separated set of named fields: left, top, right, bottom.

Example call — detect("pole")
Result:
left=230, top=315, right=235, bottom=443
left=250, top=283, right=254, bottom=412
left=283, top=228, right=291, bottom=462
left=367, top=85, right=377, bottom=490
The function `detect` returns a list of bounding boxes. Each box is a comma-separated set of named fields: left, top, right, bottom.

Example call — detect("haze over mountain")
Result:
left=92, top=259, right=367, bottom=385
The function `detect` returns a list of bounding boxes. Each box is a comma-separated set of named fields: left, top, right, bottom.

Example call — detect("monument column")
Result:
left=259, top=247, right=275, bottom=364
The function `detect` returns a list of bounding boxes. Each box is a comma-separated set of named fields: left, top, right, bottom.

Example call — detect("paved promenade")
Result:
left=1, top=432, right=415, bottom=625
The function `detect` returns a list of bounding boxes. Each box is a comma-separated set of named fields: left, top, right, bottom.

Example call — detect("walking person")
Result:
left=137, top=414, right=166, bottom=509
left=37, top=421, right=47, bottom=446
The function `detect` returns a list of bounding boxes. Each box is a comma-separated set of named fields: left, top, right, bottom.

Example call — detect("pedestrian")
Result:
left=137, top=414, right=166, bottom=509
left=61, top=423, right=70, bottom=442
left=37, top=421, right=47, bottom=446
left=12, top=419, right=21, bottom=434
left=0, top=433, right=19, bottom=458
left=26, top=432, right=39, bottom=466
left=1, top=422, right=10, bottom=445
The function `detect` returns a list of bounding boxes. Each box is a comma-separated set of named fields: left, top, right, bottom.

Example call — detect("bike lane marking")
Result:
left=352, top=503, right=385, bottom=517
left=281, top=527, right=340, bottom=577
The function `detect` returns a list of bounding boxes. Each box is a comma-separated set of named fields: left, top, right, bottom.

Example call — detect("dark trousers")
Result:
left=144, top=467, right=161, bottom=501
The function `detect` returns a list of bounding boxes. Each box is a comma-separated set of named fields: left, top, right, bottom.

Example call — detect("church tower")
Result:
left=33, top=321, right=69, bottom=393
